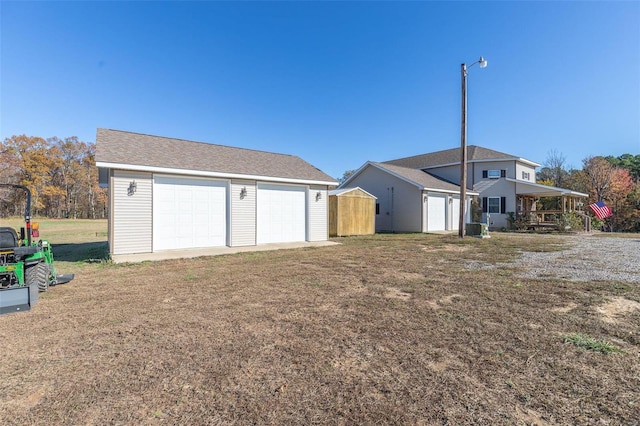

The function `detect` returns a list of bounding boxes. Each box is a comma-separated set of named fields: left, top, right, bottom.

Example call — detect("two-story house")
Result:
left=342, top=145, right=587, bottom=232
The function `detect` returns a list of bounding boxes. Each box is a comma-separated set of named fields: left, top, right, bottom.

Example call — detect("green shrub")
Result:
left=556, top=212, right=584, bottom=232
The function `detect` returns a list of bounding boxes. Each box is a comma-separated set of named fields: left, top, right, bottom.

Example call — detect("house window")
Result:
left=522, top=171, right=530, bottom=180
left=482, top=196, right=506, bottom=214
left=488, top=197, right=501, bottom=213
left=483, top=169, right=505, bottom=179
left=375, top=203, right=380, bottom=215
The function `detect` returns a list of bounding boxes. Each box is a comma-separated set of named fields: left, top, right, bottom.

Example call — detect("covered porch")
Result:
left=506, top=179, right=589, bottom=230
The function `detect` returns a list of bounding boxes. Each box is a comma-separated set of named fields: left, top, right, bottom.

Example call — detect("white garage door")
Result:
left=427, top=194, right=447, bottom=232
left=153, top=176, right=227, bottom=251
left=257, top=183, right=306, bottom=244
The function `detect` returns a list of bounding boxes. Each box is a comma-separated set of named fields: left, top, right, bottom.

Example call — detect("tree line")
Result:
left=536, top=151, right=639, bottom=232
left=1, top=135, right=108, bottom=219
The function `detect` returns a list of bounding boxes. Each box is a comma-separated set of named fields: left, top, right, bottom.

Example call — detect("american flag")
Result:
left=588, top=200, right=613, bottom=219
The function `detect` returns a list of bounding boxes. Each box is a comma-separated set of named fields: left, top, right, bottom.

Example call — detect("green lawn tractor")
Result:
left=0, top=184, right=74, bottom=315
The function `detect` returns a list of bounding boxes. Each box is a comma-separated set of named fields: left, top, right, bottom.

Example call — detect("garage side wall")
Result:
left=307, top=186, right=328, bottom=241
left=231, top=180, right=257, bottom=247
left=112, top=170, right=152, bottom=255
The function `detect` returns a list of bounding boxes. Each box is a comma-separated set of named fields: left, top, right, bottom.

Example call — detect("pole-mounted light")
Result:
left=459, top=56, right=487, bottom=238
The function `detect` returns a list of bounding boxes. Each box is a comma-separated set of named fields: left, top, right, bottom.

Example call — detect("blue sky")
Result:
left=1, top=1, right=638, bottom=180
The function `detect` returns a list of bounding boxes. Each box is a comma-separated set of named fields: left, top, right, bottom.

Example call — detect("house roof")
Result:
left=343, top=162, right=478, bottom=195
left=383, top=145, right=541, bottom=169
left=95, top=128, right=337, bottom=185
left=505, top=178, right=588, bottom=197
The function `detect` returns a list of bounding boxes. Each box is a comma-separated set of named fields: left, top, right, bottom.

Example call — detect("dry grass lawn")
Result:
left=1, top=221, right=638, bottom=425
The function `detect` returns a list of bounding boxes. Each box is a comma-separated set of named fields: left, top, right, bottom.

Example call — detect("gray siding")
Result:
left=112, top=170, right=152, bottom=255
left=515, top=162, right=536, bottom=182
left=230, top=179, right=256, bottom=247
left=348, top=166, right=422, bottom=232
left=307, top=186, right=328, bottom=241
left=423, top=164, right=464, bottom=186
left=472, top=160, right=516, bottom=182
left=477, top=178, right=516, bottom=229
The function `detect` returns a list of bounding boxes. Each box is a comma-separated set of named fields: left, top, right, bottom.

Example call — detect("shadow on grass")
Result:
left=52, top=242, right=109, bottom=262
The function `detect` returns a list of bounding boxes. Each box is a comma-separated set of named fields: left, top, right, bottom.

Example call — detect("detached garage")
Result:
left=96, top=129, right=337, bottom=261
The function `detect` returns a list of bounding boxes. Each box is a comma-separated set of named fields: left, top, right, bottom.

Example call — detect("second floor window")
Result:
left=483, top=169, right=506, bottom=179
left=522, top=171, right=530, bottom=180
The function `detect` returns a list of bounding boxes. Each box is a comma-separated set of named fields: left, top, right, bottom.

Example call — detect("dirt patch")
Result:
left=421, top=244, right=470, bottom=253
left=382, top=271, right=425, bottom=282
left=8, top=385, right=49, bottom=411
left=551, top=302, right=578, bottom=314
left=423, top=293, right=464, bottom=310
left=384, top=288, right=412, bottom=300
left=596, top=297, right=640, bottom=324
left=515, top=406, right=552, bottom=426
left=439, top=293, right=463, bottom=304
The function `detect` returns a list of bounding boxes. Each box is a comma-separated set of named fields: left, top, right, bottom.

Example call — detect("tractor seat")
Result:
left=0, top=227, right=19, bottom=249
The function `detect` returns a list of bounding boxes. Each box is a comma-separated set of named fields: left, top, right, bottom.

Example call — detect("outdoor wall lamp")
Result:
left=128, top=180, right=137, bottom=196
left=459, top=56, right=487, bottom=238
left=316, top=191, right=322, bottom=201
left=240, top=186, right=247, bottom=199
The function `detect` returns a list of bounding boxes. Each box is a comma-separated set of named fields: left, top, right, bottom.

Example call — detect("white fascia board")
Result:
left=423, top=188, right=480, bottom=196
left=470, top=157, right=540, bottom=167
left=423, top=157, right=541, bottom=169
left=330, top=187, right=378, bottom=199
left=566, top=190, right=589, bottom=197
left=517, top=158, right=542, bottom=168
left=96, top=161, right=338, bottom=186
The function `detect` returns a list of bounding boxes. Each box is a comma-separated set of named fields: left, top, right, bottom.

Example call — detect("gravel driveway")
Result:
left=515, top=234, right=640, bottom=283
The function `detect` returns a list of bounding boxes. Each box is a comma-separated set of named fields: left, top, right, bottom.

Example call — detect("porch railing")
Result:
left=518, top=209, right=585, bottom=224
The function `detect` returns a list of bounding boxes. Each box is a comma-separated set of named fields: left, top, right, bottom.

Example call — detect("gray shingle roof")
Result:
left=371, top=162, right=462, bottom=192
left=383, top=145, right=536, bottom=169
left=95, top=129, right=336, bottom=183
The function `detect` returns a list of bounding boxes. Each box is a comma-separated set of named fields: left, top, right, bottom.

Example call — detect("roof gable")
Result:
left=343, top=161, right=476, bottom=194
left=329, top=187, right=377, bottom=199
left=383, top=145, right=540, bottom=169
left=95, top=129, right=336, bottom=184
left=373, top=162, right=462, bottom=192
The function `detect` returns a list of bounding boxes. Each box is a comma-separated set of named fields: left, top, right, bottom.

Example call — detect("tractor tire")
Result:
left=25, top=261, right=50, bottom=292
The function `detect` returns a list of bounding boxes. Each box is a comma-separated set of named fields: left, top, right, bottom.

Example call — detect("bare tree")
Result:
left=582, top=156, right=614, bottom=201
left=338, top=169, right=357, bottom=185
left=539, top=149, right=568, bottom=188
